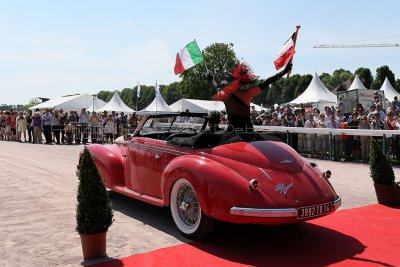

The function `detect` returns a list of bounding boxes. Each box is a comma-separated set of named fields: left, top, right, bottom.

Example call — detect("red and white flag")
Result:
left=274, top=33, right=296, bottom=70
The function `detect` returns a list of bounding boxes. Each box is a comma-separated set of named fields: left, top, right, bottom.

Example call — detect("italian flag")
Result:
left=274, top=33, right=296, bottom=70
left=174, top=40, right=204, bottom=75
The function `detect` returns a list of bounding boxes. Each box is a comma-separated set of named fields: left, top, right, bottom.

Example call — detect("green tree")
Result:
left=320, top=72, right=331, bottom=88
left=266, top=82, right=282, bottom=105
left=354, top=67, right=373, bottom=88
left=0, top=104, right=14, bottom=111
left=396, top=79, right=400, bottom=93
left=328, top=69, right=353, bottom=90
left=371, top=65, right=395, bottom=90
left=136, top=85, right=155, bottom=110
left=97, top=90, right=114, bottom=102
left=120, top=88, right=135, bottom=109
left=294, top=74, right=313, bottom=99
left=252, top=90, right=268, bottom=106
left=177, top=42, right=239, bottom=100
left=162, top=81, right=181, bottom=104
left=21, top=98, right=41, bottom=111
left=369, top=139, right=395, bottom=185
left=76, top=147, right=113, bottom=234
left=280, top=74, right=301, bottom=103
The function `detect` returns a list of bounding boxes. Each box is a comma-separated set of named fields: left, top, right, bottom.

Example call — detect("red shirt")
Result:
left=339, top=122, right=349, bottom=140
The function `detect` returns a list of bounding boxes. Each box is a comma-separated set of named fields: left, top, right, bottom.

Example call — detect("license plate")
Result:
left=297, top=203, right=332, bottom=219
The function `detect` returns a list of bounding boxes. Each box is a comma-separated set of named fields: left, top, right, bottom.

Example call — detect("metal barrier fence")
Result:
left=47, top=121, right=400, bottom=161
left=55, top=122, right=135, bottom=145
left=253, top=126, right=400, bottom=161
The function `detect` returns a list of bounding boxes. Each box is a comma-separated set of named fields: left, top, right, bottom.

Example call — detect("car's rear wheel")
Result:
left=170, top=178, right=214, bottom=240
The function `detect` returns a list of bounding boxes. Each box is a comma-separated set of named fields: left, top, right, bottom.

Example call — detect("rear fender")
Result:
left=87, top=144, right=125, bottom=188
left=161, top=155, right=259, bottom=220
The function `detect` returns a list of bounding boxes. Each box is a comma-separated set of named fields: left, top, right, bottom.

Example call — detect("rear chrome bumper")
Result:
left=230, top=196, right=341, bottom=218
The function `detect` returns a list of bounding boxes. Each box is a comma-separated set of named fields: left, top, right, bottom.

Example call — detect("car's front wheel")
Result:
left=170, top=178, right=214, bottom=240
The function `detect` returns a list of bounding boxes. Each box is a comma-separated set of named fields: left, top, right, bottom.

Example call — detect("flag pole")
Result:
left=287, top=25, right=301, bottom=78
left=135, top=81, right=139, bottom=111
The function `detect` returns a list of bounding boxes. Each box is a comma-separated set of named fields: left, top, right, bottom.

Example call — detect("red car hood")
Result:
left=210, top=141, right=303, bottom=173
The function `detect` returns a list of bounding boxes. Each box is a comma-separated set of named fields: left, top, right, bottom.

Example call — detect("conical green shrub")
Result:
left=369, top=139, right=395, bottom=185
left=76, top=147, right=113, bottom=234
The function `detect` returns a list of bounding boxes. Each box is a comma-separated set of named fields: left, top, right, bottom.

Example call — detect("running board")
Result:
left=112, top=186, right=164, bottom=207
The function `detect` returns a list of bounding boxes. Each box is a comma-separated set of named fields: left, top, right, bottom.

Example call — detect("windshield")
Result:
left=139, top=114, right=206, bottom=135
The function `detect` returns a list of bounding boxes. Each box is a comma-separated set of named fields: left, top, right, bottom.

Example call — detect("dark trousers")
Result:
left=60, top=129, right=65, bottom=144
left=52, top=126, right=61, bottom=144
left=342, top=139, right=351, bottom=158
left=27, top=126, right=33, bottom=143
left=91, top=126, right=99, bottom=143
left=43, top=125, right=52, bottom=143
left=65, top=132, right=73, bottom=145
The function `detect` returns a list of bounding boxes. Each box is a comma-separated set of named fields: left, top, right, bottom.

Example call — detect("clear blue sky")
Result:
left=1, top=0, right=400, bottom=104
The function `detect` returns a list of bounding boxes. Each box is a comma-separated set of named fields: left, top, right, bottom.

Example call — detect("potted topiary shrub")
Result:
left=76, top=147, right=113, bottom=259
left=369, top=139, right=400, bottom=206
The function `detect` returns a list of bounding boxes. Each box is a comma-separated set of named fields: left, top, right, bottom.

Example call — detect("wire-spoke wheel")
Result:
left=170, top=178, right=214, bottom=240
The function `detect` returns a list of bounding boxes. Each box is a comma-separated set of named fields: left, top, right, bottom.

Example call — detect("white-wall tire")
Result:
left=170, top=178, right=214, bottom=239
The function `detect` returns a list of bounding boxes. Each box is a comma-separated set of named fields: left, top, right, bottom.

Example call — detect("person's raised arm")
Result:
left=259, top=63, right=293, bottom=91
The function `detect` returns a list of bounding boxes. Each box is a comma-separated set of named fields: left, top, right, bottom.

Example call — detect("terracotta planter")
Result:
left=374, top=183, right=400, bottom=206
left=79, top=231, right=107, bottom=259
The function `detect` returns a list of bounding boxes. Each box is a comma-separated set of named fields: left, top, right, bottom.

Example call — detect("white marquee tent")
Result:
left=170, top=98, right=265, bottom=113
left=96, top=91, right=134, bottom=114
left=289, top=73, right=337, bottom=109
left=137, top=93, right=173, bottom=114
left=252, top=103, right=267, bottom=112
left=380, top=77, right=400, bottom=102
left=348, top=74, right=367, bottom=90
left=30, top=94, right=104, bottom=113
left=169, top=99, right=225, bottom=113
left=87, top=98, right=107, bottom=112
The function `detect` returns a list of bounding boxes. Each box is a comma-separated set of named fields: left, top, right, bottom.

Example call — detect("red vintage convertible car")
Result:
left=84, top=112, right=341, bottom=239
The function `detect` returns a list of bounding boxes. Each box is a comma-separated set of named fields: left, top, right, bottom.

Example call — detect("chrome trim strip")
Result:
left=333, top=196, right=341, bottom=209
left=130, top=142, right=188, bottom=155
left=259, top=168, right=272, bottom=182
left=231, top=196, right=341, bottom=218
left=230, top=207, right=297, bottom=218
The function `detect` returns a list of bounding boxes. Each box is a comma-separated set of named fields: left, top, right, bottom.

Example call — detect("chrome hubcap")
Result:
left=176, top=184, right=200, bottom=228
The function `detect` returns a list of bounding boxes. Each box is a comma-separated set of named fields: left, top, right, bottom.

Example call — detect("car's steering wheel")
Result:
left=179, top=127, right=197, bottom=134
left=166, top=128, right=197, bottom=141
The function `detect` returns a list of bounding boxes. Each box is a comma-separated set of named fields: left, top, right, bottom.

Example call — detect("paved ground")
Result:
left=0, top=141, right=398, bottom=266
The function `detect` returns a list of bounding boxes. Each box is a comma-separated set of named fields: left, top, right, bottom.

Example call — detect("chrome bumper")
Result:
left=230, top=196, right=341, bottom=218
left=333, top=195, right=342, bottom=209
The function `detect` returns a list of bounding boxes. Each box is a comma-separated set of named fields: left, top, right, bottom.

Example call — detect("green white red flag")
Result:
left=174, top=40, right=204, bottom=75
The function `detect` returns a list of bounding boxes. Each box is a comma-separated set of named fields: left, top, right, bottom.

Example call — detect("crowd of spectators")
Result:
left=0, top=108, right=141, bottom=145
left=242, top=97, right=400, bottom=162
left=2, top=97, right=400, bottom=163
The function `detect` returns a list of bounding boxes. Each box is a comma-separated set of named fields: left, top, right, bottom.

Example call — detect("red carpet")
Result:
left=91, top=204, right=400, bottom=267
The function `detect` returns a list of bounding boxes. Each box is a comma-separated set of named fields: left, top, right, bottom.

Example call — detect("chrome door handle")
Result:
left=155, top=154, right=160, bottom=159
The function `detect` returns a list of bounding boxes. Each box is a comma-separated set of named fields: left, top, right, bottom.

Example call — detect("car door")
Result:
left=127, top=136, right=179, bottom=198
